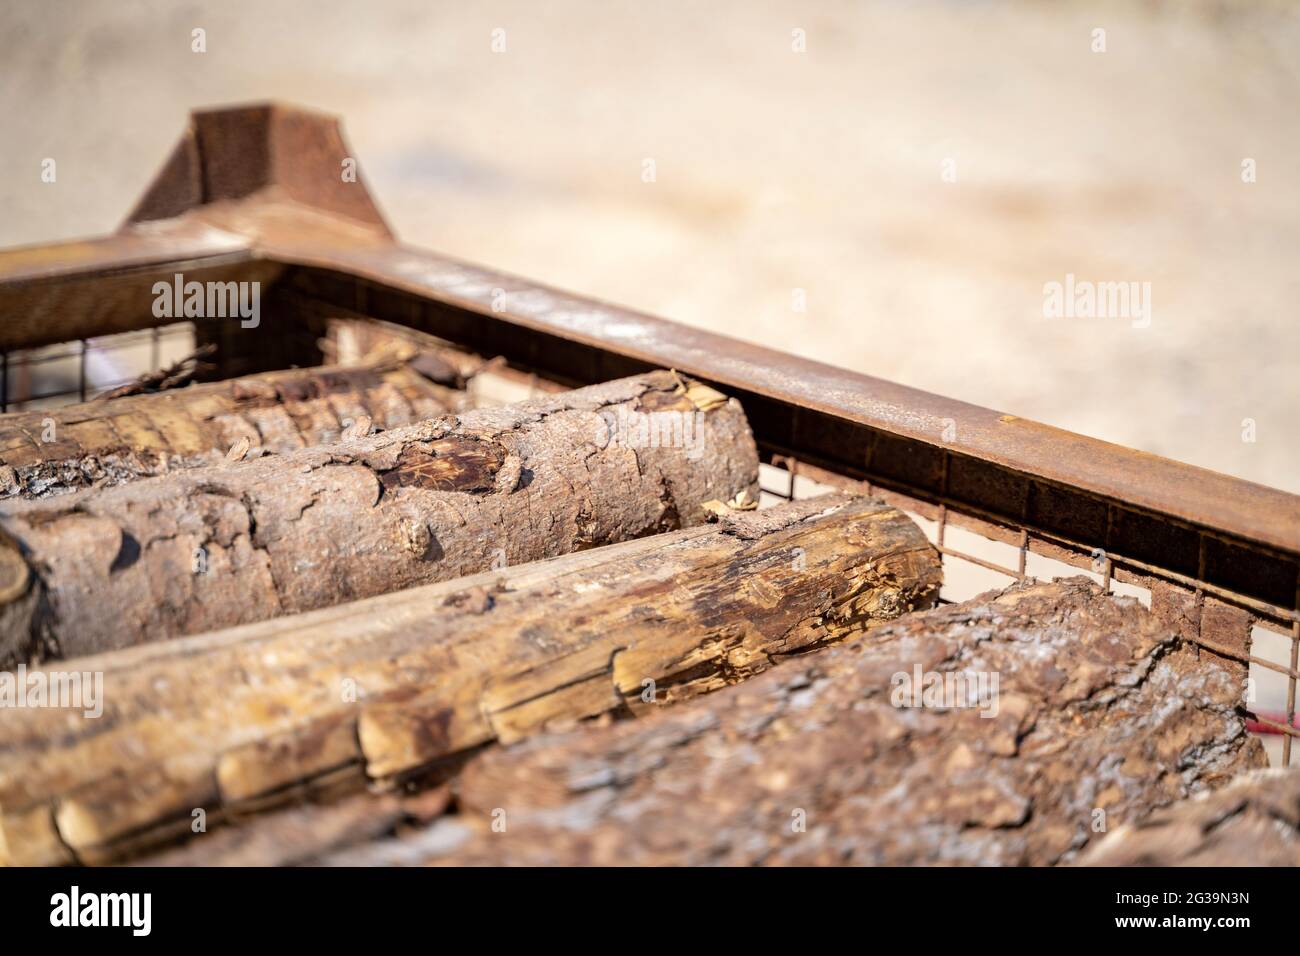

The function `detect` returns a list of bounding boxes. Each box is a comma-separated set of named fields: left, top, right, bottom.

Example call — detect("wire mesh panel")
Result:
left=0, top=323, right=195, bottom=412
left=756, top=454, right=1300, bottom=768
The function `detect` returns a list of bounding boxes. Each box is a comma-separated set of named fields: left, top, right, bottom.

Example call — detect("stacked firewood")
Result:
left=0, top=345, right=1270, bottom=867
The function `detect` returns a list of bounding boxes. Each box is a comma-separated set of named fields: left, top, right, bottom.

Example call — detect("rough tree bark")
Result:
left=0, top=493, right=939, bottom=865
left=0, top=371, right=759, bottom=663
left=393, top=578, right=1265, bottom=867
left=0, top=354, right=467, bottom=501
left=1077, top=767, right=1300, bottom=866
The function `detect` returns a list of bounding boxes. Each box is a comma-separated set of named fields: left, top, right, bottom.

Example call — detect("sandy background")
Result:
left=1, top=0, right=1297, bottom=495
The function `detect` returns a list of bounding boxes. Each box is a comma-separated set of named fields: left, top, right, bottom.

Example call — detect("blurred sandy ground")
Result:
left=1, top=0, right=1297, bottom=493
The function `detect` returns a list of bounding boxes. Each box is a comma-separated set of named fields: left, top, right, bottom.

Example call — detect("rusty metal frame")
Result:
left=2, top=103, right=1298, bottom=762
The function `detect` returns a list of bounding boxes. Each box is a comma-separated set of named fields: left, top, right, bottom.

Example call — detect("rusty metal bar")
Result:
left=937, top=545, right=1024, bottom=581
left=0, top=224, right=261, bottom=353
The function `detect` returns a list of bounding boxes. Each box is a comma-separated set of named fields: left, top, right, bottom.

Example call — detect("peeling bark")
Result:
left=0, top=494, right=937, bottom=865
left=401, top=578, right=1264, bottom=866
left=0, top=371, right=759, bottom=663
left=0, top=355, right=465, bottom=501
left=1077, top=767, right=1300, bottom=866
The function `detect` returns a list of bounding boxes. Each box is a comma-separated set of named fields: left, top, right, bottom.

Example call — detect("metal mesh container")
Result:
left=2, top=103, right=1296, bottom=770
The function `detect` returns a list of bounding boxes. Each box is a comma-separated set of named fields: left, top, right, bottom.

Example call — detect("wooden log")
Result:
left=0, top=370, right=759, bottom=663
left=132, top=788, right=453, bottom=868
left=1077, top=767, right=1300, bottom=866
left=0, top=493, right=939, bottom=865
left=0, top=353, right=466, bottom=501
left=400, top=578, right=1265, bottom=866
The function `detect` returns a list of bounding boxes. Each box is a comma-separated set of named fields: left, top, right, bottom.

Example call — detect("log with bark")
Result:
left=133, top=788, right=454, bottom=868
left=0, top=493, right=939, bottom=865
left=0, top=353, right=466, bottom=501
left=387, top=578, right=1264, bottom=866
left=1077, top=767, right=1300, bottom=866
left=0, top=371, right=759, bottom=663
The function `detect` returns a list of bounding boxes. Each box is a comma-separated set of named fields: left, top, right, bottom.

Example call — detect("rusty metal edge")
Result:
left=0, top=221, right=253, bottom=286
left=253, top=233, right=1300, bottom=560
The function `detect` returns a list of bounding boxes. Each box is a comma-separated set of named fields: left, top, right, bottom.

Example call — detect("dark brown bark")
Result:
left=0, top=371, right=759, bottom=664
left=0, top=493, right=938, bottom=865
left=398, top=578, right=1264, bottom=866
left=0, top=355, right=465, bottom=501
left=1077, top=767, right=1300, bottom=866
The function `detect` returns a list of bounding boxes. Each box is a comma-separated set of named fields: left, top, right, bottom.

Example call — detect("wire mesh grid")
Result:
left=756, top=452, right=1300, bottom=768
left=0, top=323, right=195, bottom=412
